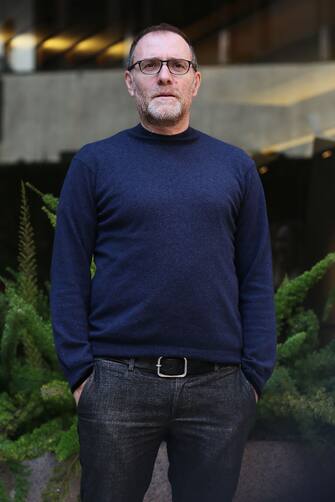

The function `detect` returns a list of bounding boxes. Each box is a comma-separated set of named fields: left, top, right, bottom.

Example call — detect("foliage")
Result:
left=0, top=181, right=81, bottom=500
left=0, top=179, right=334, bottom=499
left=255, top=252, right=335, bottom=448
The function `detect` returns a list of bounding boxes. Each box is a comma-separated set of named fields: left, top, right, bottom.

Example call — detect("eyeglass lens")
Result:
left=139, top=58, right=190, bottom=74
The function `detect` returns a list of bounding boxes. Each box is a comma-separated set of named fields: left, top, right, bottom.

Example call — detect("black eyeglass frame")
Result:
left=127, top=58, right=198, bottom=75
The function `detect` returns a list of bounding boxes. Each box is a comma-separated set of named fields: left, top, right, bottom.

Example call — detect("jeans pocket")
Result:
left=77, top=367, right=95, bottom=409
left=94, top=358, right=130, bottom=380
left=240, top=368, right=257, bottom=404
left=216, top=364, right=240, bottom=377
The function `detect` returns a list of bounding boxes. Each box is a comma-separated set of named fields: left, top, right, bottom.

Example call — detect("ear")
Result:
left=192, top=70, right=202, bottom=97
left=124, top=70, right=135, bottom=97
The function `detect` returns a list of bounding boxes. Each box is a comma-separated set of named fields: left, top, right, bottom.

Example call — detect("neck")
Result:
left=139, top=115, right=190, bottom=136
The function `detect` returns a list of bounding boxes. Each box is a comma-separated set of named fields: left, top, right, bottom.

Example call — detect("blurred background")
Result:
left=0, top=0, right=335, bottom=329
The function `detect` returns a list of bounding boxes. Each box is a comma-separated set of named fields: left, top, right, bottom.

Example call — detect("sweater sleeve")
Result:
left=50, top=154, right=97, bottom=393
left=235, top=158, right=277, bottom=398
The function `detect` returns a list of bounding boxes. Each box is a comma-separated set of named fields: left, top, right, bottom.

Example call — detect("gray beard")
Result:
left=138, top=98, right=184, bottom=126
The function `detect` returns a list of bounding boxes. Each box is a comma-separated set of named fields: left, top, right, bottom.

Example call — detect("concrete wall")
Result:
left=1, top=62, right=335, bottom=163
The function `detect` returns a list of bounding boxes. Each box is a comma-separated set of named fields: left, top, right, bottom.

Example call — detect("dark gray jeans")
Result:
left=76, top=357, right=257, bottom=502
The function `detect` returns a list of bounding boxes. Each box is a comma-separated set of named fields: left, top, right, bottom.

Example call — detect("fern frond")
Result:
left=17, top=181, right=39, bottom=309
left=277, top=331, right=308, bottom=363
left=42, top=206, right=56, bottom=227
left=54, top=419, right=79, bottom=462
left=0, top=418, right=64, bottom=462
left=25, top=182, right=58, bottom=212
left=275, top=252, right=335, bottom=337
left=25, top=182, right=58, bottom=229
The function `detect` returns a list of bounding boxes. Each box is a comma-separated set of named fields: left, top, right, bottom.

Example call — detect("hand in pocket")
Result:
left=73, top=372, right=93, bottom=407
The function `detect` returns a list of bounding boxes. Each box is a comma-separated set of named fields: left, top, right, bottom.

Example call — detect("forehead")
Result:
left=133, top=31, right=192, bottom=61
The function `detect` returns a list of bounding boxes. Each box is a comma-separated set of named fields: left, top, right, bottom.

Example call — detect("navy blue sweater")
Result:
left=50, top=122, right=277, bottom=397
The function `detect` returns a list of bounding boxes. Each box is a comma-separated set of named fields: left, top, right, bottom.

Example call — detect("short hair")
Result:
left=126, top=23, right=198, bottom=70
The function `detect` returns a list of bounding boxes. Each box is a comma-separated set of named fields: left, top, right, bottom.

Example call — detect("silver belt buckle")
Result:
left=156, top=356, right=188, bottom=377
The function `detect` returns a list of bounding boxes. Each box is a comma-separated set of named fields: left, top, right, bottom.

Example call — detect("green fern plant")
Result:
left=255, top=252, right=335, bottom=447
left=0, top=181, right=81, bottom=500
left=17, top=180, right=39, bottom=310
left=25, top=181, right=96, bottom=278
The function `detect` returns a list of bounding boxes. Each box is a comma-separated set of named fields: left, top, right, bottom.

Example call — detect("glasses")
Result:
left=128, top=58, right=197, bottom=75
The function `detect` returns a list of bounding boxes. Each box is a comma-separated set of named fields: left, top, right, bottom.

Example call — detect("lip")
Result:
left=153, top=94, right=177, bottom=98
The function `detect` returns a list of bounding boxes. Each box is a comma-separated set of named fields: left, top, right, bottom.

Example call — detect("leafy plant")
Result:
left=254, top=252, right=335, bottom=447
left=0, top=181, right=82, bottom=500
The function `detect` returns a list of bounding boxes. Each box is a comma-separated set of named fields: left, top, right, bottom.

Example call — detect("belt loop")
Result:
left=128, top=357, right=135, bottom=372
left=214, top=363, right=220, bottom=372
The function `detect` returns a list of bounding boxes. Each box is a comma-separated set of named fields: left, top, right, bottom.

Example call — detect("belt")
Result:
left=99, top=356, right=240, bottom=378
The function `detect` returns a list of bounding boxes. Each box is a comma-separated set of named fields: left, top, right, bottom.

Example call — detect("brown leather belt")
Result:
left=98, top=356, right=240, bottom=378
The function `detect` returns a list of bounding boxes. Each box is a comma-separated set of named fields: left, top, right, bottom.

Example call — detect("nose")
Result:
left=157, top=62, right=173, bottom=83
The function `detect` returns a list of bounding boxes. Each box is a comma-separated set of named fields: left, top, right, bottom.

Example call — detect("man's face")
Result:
left=124, top=31, right=201, bottom=127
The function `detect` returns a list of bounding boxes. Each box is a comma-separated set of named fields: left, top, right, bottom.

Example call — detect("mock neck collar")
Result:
left=127, top=122, right=200, bottom=143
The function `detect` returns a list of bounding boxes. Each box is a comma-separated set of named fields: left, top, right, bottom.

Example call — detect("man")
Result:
left=50, top=22, right=276, bottom=502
